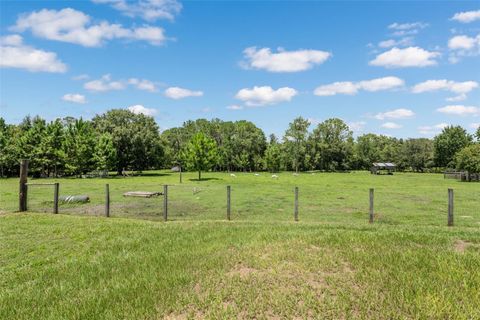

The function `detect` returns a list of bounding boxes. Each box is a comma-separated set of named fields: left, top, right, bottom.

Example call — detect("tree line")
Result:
left=1, top=109, right=479, bottom=178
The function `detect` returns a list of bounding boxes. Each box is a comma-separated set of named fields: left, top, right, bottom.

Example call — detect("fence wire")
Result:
left=7, top=173, right=480, bottom=228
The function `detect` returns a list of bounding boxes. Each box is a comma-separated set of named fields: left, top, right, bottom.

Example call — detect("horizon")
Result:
left=1, top=1, right=479, bottom=139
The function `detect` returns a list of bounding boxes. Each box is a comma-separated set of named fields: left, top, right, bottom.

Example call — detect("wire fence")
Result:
left=17, top=179, right=480, bottom=228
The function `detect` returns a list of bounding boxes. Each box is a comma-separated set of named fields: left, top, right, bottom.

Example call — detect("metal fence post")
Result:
left=448, top=188, right=454, bottom=226
left=369, top=188, right=374, bottom=223
left=294, top=186, right=299, bottom=222
left=53, top=183, right=59, bottom=214
left=105, top=184, right=110, bottom=217
left=227, top=185, right=231, bottom=220
left=163, top=185, right=168, bottom=221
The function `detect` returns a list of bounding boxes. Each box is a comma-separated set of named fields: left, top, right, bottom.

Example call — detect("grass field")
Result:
left=1, top=171, right=480, bottom=318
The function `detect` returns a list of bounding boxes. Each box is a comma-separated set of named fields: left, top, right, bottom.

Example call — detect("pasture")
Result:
left=1, top=171, right=480, bottom=319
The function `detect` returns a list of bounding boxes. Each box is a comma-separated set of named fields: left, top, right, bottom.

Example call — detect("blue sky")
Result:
left=1, top=1, right=479, bottom=138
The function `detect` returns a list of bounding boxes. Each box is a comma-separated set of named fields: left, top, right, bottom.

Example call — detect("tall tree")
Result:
left=183, top=132, right=218, bottom=180
left=310, top=118, right=353, bottom=171
left=455, top=144, right=480, bottom=174
left=37, top=119, right=65, bottom=177
left=63, top=118, right=95, bottom=176
left=433, top=126, right=472, bottom=168
left=401, top=138, right=433, bottom=172
left=93, top=133, right=117, bottom=172
left=283, top=117, right=310, bottom=173
left=93, top=109, right=164, bottom=174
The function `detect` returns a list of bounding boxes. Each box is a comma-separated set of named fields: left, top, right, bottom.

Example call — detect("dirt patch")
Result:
left=227, top=265, right=259, bottom=279
left=163, top=306, right=204, bottom=320
left=454, top=240, right=472, bottom=253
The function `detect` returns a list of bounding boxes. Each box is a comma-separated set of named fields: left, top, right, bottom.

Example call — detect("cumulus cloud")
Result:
left=418, top=123, right=449, bottom=135
left=347, top=121, right=366, bottom=132
left=381, top=122, right=402, bottom=129
left=164, top=87, right=203, bottom=99
left=448, top=34, right=480, bottom=50
left=226, top=105, right=243, bottom=110
left=93, top=0, right=182, bottom=21
left=84, top=74, right=126, bottom=92
left=62, top=93, right=86, bottom=104
left=378, top=37, right=413, bottom=48
left=128, top=78, right=157, bottom=92
left=314, top=76, right=404, bottom=96
left=448, top=34, right=480, bottom=63
left=242, top=47, right=331, bottom=72
left=127, top=104, right=157, bottom=116
left=370, top=47, right=440, bottom=68
left=11, top=8, right=167, bottom=47
left=412, top=79, right=478, bottom=101
left=72, top=74, right=89, bottom=81
left=470, top=122, right=480, bottom=129
left=374, top=108, right=415, bottom=120
left=84, top=74, right=160, bottom=92
left=235, top=86, right=298, bottom=106
left=451, top=10, right=480, bottom=23
left=0, top=34, right=67, bottom=73
left=437, top=105, right=480, bottom=116
left=388, top=22, right=428, bottom=36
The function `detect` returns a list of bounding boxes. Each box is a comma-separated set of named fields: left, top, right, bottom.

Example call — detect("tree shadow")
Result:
left=188, top=177, right=221, bottom=182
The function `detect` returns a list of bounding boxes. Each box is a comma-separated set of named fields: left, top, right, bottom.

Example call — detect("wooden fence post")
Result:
left=163, top=185, right=168, bottom=221
left=369, top=188, right=374, bottom=223
left=294, top=186, right=299, bottom=222
left=448, top=188, right=454, bottom=226
left=227, top=185, right=231, bottom=220
left=179, top=166, right=182, bottom=184
left=53, top=183, right=59, bottom=214
left=105, top=184, right=110, bottom=217
left=19, top=159, right=29, bottom=212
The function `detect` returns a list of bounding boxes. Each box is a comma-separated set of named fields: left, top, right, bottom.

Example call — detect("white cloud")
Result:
left=412, top=79, right=478, bottom=94
left=0, top=34, right=23, bottom=46
left=0, top=34, right=67, bottom=73
left=128, top=78, right=157, bottom=92
left=242, top=47, right=331, bottom=72
left=11, top=8, right=167, bottom=47
left=448, top=35, right=479, bottom=50
left=127, top=104, right=157, bottom=116
left=447, top=34, right=480, bottom=62
left=307, top=118, right=322, bottom=125
left=451, top=10, right=480, bottom=23
left=381, top=122, right=402, bottom=129
left=388, top=22, right=428, bottom=31
left=72, top=74, right=89, bottom=81
left=314, top=82, right=358, bottom=96
left=470, top=122, right=480, bottom=129
left=62, top=93, right=86, bottom=104
left=164, top=87, right=203, bottom=99
left=388, top=22, right=428, bottom=36
left=84, top=74, right=126, bottom=92
left=378, top=37, right=413, bottom=48
left=235, top=86, right=298, bottom=106
left=412, top=79, right=478, bottom=101
left=369, top=47, right=440, bottom=68
left=418, top=123, right=449, bottom=135
left=446, top=93, right=467, bottom=102
left=314, top=76, right=404, bottom=96
left=347, top=121, right=366, bottom=132
left=374, top=108, right=415, bottom=120
left=437, top=105, right=480, bottom=116
left=226, top=105, right=243, bottom=110
left=93, top=0, right=182, bottom=21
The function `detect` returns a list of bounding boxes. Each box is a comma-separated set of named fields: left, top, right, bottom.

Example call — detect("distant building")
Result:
left=371, top=162, right=396, bottom=175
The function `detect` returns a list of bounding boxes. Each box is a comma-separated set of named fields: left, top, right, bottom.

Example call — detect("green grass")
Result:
left=1, top=171, right=480, bottom=318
